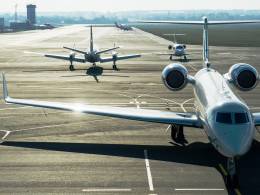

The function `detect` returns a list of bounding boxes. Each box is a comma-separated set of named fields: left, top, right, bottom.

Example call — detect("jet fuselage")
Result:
left=173, top=43, right=185, bottom=56
left=194, top=68, right=255, bottom=157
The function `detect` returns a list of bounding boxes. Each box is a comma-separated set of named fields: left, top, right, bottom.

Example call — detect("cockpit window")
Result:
left=216, top=112, right=232, bottom=124
left=235, top=113, right=249, bottom=124
left=176, top=45, right=183, bottom=50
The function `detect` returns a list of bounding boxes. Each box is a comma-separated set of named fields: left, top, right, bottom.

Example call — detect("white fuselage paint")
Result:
left=193, top=68, right=255, bottom=157
left=173, top=43, right=185, bottom=56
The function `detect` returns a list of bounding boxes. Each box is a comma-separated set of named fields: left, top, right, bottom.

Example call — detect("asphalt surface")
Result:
left=0, top=25, right=260, bottom=195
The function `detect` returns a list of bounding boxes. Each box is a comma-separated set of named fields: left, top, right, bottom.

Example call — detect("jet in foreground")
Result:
left=2, top=17, right=260, bottom=188
left=44, top=26, right=140, bottom=75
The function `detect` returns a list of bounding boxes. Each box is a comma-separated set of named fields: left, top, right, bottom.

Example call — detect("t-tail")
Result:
left=138, top=17, right=260, bottom=68
left=202, top=17, right=209, bottom=65
left=90, top=26, right=94, bottom=52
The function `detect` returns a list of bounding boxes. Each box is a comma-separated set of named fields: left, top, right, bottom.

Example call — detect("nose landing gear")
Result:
left=226, top=157, right=239, bottom=188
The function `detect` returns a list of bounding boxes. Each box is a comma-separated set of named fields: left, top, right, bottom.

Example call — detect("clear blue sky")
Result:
left=1, top=0, right=260, bottom=12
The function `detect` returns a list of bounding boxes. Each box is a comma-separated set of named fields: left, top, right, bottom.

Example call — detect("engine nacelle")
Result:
left=168, top=45, right=173, bottom=50
left=226, top=63, right=259, bottom=91
left=162, top=63, right=189, bottom=91
left=69, top=52, right=75, bottom=61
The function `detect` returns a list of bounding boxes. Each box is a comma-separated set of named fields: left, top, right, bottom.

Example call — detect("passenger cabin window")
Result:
left=216, top=113, right=232, bottom=124
left=235, top=113, right=249, bottom=124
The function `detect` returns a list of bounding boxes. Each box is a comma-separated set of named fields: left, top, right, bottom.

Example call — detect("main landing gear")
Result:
left=69, top=64, right=75, bottom=71
left=113, top=60, right=119, bottom=71
left=170, top=124, right=188, bottom=144
left=69, top=59, right=75, bottom=71
left=225, top=157, right=239, bottom=188
left=183, top=55, right=187, bottom=61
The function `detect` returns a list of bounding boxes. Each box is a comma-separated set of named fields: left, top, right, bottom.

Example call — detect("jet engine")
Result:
left=112, top=51, right=118, bottom=61
left=168, top=45, right=173, bottom=50
left=69, top=52, right=75, bottom=60
left=226, top=63, right=259, bottom=91
left=162, top=63, right=189, bottom=91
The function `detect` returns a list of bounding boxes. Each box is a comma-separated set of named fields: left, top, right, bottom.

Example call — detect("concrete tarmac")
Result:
left=0, top=25, right=260, bottom=195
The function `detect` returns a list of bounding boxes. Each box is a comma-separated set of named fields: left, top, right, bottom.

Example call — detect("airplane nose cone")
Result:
left=215, top=125, right=254, bottom=157
left=221, top=125, right=254, bottom=157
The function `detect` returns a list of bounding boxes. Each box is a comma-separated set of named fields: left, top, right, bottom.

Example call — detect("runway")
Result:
left=0, top=25, right=260, bottom=194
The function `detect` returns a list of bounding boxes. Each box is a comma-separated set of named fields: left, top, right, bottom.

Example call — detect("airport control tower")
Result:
left=27, top=4, right=36, bottom=24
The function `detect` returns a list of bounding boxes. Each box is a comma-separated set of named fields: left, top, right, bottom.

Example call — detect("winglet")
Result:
left=2, top=73, right=9, bottom=101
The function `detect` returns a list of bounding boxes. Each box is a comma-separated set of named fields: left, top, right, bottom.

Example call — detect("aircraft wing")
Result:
left=1, top=74, right=202, bottom=128
left=45, top=54, right=85, bottom=63
left=100, top=54, right=141, bottom=63
left=96, top=47, right=120, bottom=55
left=252, top=113, right=260, bottom=126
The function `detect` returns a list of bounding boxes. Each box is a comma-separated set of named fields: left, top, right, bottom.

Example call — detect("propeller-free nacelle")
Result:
left=225, top=63, right=259, bottom=91
left=162, top=63, right=193, bottom=91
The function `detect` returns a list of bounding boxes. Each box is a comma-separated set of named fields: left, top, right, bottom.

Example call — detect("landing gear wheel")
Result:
left=171, top=125, right=187, bottom=144
left=225, top=157, right=239, bottom=188
left=226, top=174, right=239, bottom=189
left=113, top=64, right=119, bottom=71
left=184, top=55, right=187, bottom=61
left=169, top=55, right=173, bottom=61
left=69, top=65, right=75, bottom=71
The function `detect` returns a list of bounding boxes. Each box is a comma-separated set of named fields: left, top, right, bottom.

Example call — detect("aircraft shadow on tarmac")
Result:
left=3, top=140, right=260, bottom=194
left=23, top=68, right=87, bottom=73
left=169, top=58, right=201, bottom=62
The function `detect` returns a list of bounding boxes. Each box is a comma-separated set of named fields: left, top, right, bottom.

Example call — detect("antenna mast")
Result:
left=14, top=4, right=18, bottom=22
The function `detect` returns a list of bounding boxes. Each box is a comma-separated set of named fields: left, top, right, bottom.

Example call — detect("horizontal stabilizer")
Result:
left=138, top=20, right=260, bottom=25
left=63, top=46, right=86, bottom=54
left=96, top=47, right=120, bottom=55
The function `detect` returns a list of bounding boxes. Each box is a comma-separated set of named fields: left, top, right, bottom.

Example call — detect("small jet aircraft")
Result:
left=164, top=33, right=188, bottom=61
left=114, top=22, right=133, bottom=31
left=44, top=26, right=140, bottom=74
left=2, top=17, right=260, bottom=188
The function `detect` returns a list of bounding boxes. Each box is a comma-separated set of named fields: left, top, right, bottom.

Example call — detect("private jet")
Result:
left=2, top=17, right=260, bottom=188
left=44, top=26, right=140, bottom=76
left=115, top=22, right=133, bottom=31
left=164, top=33, right=188, bottom=61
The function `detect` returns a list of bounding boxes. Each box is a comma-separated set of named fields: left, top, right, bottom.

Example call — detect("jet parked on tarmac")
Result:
left=44, top=26, right=140, bottom=76
left=164, top=33, right=188, bottom=61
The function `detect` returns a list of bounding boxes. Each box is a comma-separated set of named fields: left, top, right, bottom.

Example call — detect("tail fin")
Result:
left=164, top=33, right=185, bottom=43
left=2, top=73, right=9, bottom=101
left=90, top=26, right=94, bottom=52
left=138, top=17, right=260, bottom=68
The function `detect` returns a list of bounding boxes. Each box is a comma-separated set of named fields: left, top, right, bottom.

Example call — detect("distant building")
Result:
left=10, top=21, right=31, bottom=31
left=27, top=4, right=36, bottom=24
left=0, top=18, right=4, bottom=31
